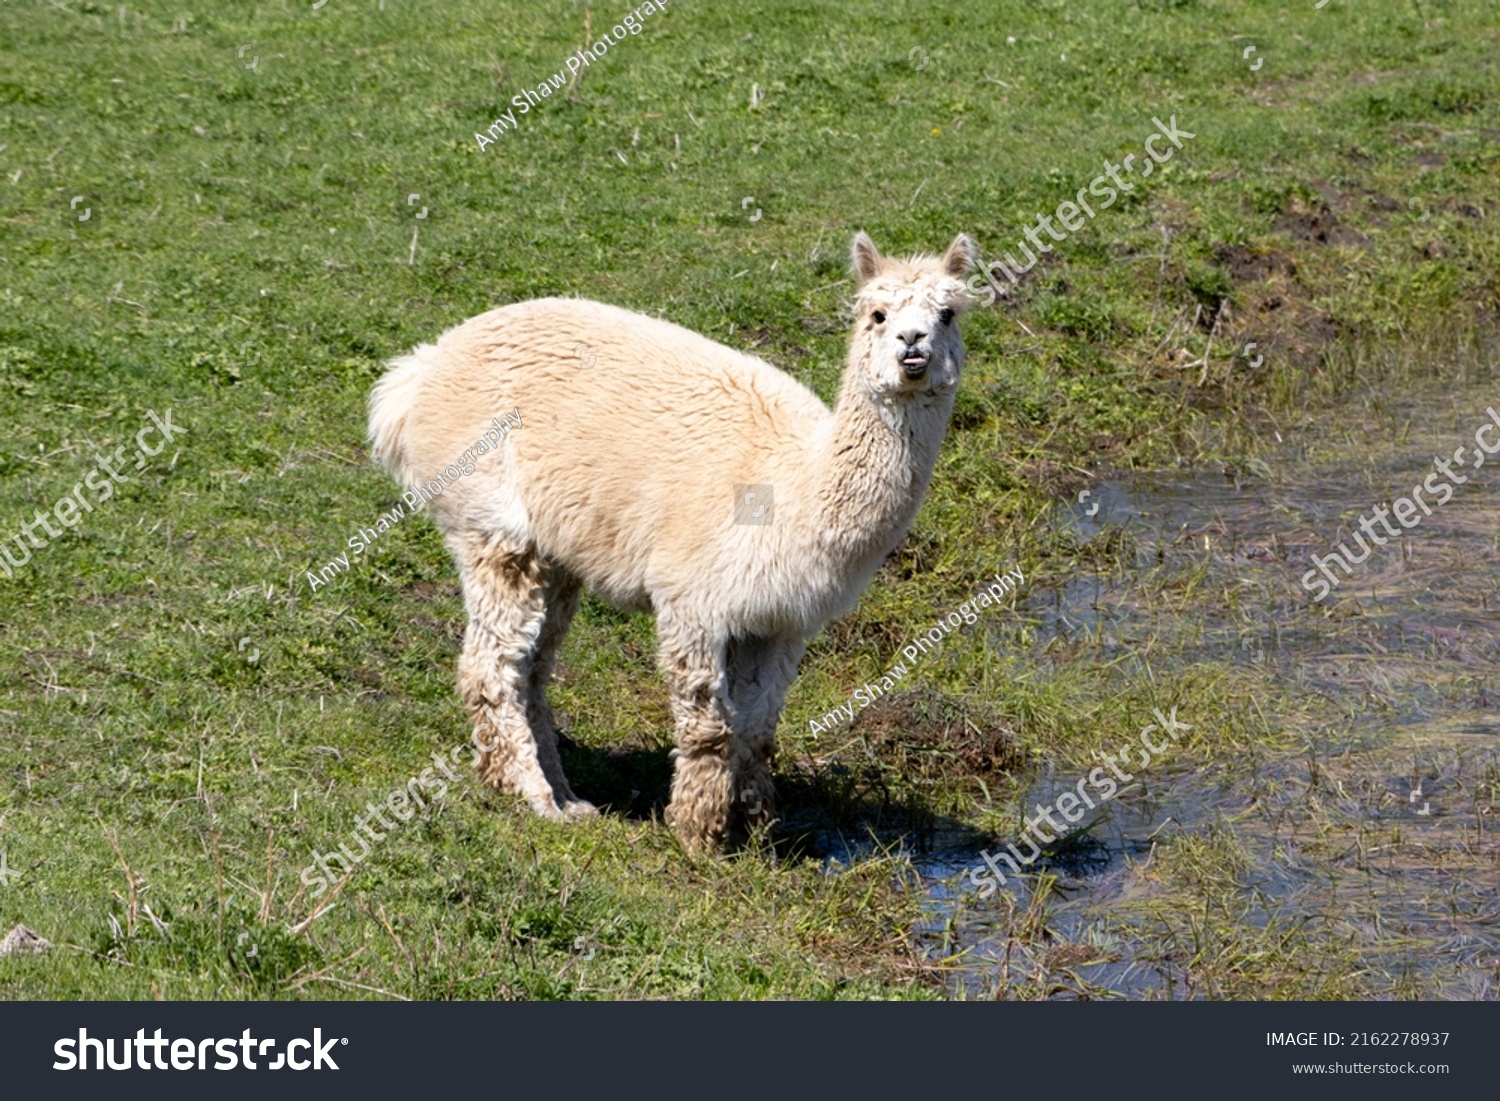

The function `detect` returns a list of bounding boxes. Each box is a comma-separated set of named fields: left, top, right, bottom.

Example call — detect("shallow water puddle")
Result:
left=915, top=382, right=1500, bottom=998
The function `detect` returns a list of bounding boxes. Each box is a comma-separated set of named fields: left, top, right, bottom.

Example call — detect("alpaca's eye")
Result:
left=871, top=310, right=885, bottom=324
left=939, top=308, right=955, bottom=325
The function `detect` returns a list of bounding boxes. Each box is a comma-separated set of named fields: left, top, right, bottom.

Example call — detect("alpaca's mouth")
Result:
left=900, top=353, right=930, bottom=379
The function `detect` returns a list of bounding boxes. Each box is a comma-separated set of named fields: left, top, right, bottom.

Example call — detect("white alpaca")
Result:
left=368, top=232, right=975, bottom=851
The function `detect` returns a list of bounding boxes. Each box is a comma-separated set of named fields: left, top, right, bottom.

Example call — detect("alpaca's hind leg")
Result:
left=725, top=636, right=805, bottom=842
left=658, top=612, right=736, bottom=853
left=452, top=532, right=582, bottom=821
left=526, top=567, right=595, bottom=818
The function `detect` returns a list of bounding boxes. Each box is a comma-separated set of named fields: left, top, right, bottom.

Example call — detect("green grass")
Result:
left=1, top=0, right=1498, bottom=999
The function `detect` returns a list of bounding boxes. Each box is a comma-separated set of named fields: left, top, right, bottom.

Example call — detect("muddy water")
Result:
left=916, top=381, right=1500, bottom=999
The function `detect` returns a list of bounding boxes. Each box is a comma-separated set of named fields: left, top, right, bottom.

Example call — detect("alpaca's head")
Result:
left=848, top=231, right=976, bottom=397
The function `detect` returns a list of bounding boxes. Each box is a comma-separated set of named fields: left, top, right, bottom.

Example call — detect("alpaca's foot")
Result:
left=666, top=751, right=733, bottom=854
left=477, top=740, right=595, bottom=824
left=505, top=778, right=597, bottom=824
left=543, top=750, right=596, bottom=820
left=666, top=757, right=778, bottom=851
left=667, top=812, right=727, bottom=855
left=522, top=790, right=597, bottom=823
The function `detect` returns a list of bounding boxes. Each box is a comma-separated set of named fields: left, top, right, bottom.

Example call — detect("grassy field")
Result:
left=1, top=0, right=1498, bottom=999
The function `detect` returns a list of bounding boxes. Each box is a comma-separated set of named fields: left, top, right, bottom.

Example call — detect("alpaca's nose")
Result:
left=897, top=329, right=928, bottom=346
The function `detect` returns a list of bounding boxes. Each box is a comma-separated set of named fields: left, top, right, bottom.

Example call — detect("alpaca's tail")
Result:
left=367, top=343, right=439, bottom=487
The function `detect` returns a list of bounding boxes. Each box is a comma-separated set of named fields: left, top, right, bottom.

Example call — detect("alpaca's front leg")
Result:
left=659, top=622, right=736, bottom=853
left=725, top=635, right=805, bottom=842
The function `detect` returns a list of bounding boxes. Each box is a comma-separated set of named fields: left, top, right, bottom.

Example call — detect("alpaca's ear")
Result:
left=941, top=234, right=977, bottom=280
left=851, top=232, right=883, bottom=285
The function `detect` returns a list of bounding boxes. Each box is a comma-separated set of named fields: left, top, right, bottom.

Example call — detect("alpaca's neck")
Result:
left=809, top=354, right=952, bottom=567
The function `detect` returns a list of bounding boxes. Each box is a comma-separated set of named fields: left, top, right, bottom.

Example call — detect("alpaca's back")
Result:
left=370, top=298, right=832, bottom=619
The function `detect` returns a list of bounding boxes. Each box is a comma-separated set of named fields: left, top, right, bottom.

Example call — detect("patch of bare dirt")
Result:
left=1273, top=204, right=1369, bottom=248
left=1240, top=293, right=1341, bottom=371
left=850, top=688, right=1021, bottom=789
left=1214, top=244, right=1296, bottom=285
left=1204, top=235, right=1340, bottom=372
left=1441, top=198, right=1486, bottom=219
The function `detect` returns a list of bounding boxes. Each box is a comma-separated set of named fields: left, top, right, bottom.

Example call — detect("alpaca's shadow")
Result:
left=556, top=733, right=675, bottom=824
left=557, top=688, right=1015, bottom=861
left=556, top=722, right=989, bottom=864
left=767, top=764, right=983, bottom=865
